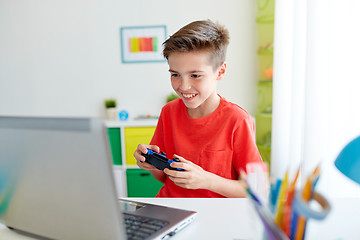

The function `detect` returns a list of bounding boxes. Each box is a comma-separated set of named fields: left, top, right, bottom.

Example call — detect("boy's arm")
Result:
left=164, top=157, right=248, bottom=197
left=203, top=172, right=247, bottom=197
left=149, top=169, right=166, bottom=184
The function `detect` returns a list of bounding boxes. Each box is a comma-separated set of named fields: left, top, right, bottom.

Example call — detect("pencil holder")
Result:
left=251, top=190, right=331, bottom=240
left=289, top=191, right=331, bottom=240
left=248, top=181, right=331, bottom=240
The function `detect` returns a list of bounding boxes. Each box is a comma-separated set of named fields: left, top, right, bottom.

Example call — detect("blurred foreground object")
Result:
left=334, top=136, right=360, bottom=185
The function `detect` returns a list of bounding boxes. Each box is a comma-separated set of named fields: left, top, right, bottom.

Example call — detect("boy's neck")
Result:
left=186, top=94, right=221, bottom=119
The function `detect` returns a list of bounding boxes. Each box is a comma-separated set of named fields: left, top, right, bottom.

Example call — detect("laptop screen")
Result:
left=0, top=116, right=126, bottom=239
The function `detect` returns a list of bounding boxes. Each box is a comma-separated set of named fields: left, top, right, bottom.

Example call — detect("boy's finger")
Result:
left=164, top=167, right=186, bottom=176
left=170, top=161, right=187, bottom=171
left=173, top=154, right=192, bottom=164
left=149, top=145, right=160, bottom=153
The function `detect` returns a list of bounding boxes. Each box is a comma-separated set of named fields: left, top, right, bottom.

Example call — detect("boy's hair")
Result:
left=162, top=19, right=230, bottom=69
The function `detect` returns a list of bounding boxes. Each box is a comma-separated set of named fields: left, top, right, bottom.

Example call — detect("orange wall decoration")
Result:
left=120, top=25, right=166, bottom=63
left=129, top=37, right=158, bottom=52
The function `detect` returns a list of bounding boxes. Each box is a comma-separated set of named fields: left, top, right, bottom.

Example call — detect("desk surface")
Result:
left=1, top=197, right=360, bottom=240
left=0, top=198, right=263, bottom=240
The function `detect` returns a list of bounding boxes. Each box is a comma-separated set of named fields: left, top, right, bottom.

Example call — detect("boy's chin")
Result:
left=182, top=101, right=200, bottom=110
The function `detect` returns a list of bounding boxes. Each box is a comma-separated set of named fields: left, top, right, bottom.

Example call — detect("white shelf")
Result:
left=106, top=120, right=158, bottom=197
left=104, top=119, right=158, bottom=128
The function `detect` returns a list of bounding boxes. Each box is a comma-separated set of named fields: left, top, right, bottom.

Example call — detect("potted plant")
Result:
left=104, top=98, right=117, bottom=121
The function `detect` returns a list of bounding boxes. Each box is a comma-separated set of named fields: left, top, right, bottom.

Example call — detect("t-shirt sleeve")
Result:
left=233, top=115, right=263, bottom=174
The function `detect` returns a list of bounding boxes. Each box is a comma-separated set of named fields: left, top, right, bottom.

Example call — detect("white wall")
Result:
left=0, top=0, right=258, bottom=119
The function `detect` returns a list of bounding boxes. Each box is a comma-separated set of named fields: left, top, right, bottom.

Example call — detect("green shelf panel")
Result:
left=108, top=128, right=122, bottom=165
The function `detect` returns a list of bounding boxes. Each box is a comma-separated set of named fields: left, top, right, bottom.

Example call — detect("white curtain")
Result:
left=271, top=0, right=360, bottom=198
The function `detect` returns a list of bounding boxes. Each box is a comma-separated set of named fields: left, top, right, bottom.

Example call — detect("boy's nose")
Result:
left=179, top=78, right=191, bottom=91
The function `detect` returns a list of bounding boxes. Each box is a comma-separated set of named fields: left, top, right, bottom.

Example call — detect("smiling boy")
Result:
left=133, top=20, right=263, bottom=197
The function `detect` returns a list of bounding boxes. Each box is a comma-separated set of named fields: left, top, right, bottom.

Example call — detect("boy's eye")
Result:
left=191, top=74, right=201, bottom=78
left=171, top=73, right=179, bottom=77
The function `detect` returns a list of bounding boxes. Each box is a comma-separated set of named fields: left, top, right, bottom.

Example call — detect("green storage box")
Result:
left=126, top=169, right=163, bottom=197
left=108, top=128, right=122, bottom=165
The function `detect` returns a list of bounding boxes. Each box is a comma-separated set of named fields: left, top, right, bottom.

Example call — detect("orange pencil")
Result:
left=294, top=166, right=320, bottom=240
left=282, top=167, right=300, bottom=237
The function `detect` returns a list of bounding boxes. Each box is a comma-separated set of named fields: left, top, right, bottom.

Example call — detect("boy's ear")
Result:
left=216, top=62, right=227, bottom=80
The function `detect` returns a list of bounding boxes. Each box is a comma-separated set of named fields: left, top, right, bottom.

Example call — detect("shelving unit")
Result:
left=105, top=120, right=163, bottom=197
left=255, top=0, right=275, bottom=166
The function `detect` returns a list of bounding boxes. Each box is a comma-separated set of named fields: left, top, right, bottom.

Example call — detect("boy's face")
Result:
left=168, top=50, right=226, bottom=118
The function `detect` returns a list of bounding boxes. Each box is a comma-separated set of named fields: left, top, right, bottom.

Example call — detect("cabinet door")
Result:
left=124, top=127, right=155, bottom=165
left=126, top=169, right=163, bottom=197
left=108, top=128, right=122, bottom=165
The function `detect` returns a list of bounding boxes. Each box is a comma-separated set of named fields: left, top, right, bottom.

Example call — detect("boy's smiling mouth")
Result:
left=182, top=93, right=198, bottom=99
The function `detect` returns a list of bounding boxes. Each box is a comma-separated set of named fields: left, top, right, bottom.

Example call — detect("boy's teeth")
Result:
left=183, top=93, right=196, bottom=98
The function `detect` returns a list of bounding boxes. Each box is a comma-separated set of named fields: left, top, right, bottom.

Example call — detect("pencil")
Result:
left=283, top=167, right=300, bottom=237
left=274, top=170, right=289, bottom=228
left=294, top=166, right=320, bottom=240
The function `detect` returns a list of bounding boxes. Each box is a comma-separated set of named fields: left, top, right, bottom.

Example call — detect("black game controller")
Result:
left=141, top=149, right=184, bottom=171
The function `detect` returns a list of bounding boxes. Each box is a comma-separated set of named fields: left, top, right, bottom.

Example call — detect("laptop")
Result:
left=0, top=116, right=196, bottom=240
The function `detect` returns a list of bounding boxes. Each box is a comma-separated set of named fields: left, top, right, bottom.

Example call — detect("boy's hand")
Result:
left=133, top=144, right=160, bottom=171
left=164, top=155, right=210, bottom=190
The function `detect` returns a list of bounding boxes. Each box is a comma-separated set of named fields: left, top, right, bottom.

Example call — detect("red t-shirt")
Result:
left=150, top=95, right=262, bottom=197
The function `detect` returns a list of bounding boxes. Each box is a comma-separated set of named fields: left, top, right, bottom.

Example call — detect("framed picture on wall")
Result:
left=120, top=25, right=167, bottom=63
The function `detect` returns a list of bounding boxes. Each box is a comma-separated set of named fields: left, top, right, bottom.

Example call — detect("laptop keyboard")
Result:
left=123, top=213, right=169, bottom=240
